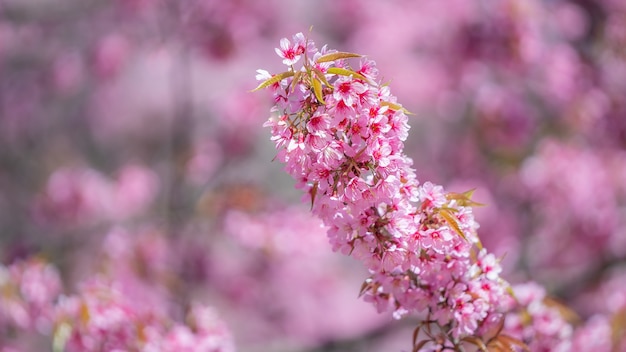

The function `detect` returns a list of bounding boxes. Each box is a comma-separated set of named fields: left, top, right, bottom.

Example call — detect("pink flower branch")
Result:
left=256, top=32, right=522, bottom=350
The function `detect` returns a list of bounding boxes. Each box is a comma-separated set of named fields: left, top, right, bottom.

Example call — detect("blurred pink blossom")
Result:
left=0, top=258, right=62, bottom=334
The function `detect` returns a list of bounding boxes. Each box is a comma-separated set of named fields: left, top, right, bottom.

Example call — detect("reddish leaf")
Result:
left=310, top=181, right=319, bottom=209
left=462, top=336, right=489, bottom=351
left=497, top=334, right=530, bottom=352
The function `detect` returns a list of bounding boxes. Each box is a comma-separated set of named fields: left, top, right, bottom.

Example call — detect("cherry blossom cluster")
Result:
left=33, top=165, right=159, bottom=228
left=0, top=255, right=234, bottom=352
left=224, top=206, right=328, bottom=257
left=0, top=258, right=61, bottom=334
left=53, top=278, right=234, bottom=352
left=520, top=139, right=626, bottom=283
left=494, top=281, right=626, bottom=351
left=258, top=33, right=512, bottom=345
left=501, top=282, right=574, bottom=351
left=571, top=315, right=622, bottom=352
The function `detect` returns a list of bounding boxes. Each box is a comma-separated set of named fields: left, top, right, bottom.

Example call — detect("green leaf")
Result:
left=326, top=67, right=368, bottom=82
left=506, top=286, right=518, bottom=302
left=380, top=101, right=414, bottom=115
left=290, top=71, right=303, bottom=92
left=446, top=189, right=485, bottom=207
left=53, top=322, right=72, bottom=352
left=312, top=68, right=331, bottom=88
left=463, top=188, right=476, bottom=198
left=250, top=71, right=295, bottom=92
left=438, top=208, right=468, bottom=242
left=316, top=51, right=362, bottom=63
left=312, top=77, right=326, bottom=104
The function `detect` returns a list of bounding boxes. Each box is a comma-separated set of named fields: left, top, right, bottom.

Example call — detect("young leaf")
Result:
left=316, top=51, right=362, bottom=63
left=313, top=67, right=331, bottom=88
left=380, top=101, right=414, bottom=115
left=446, top=189, right=486, bottom=207
left=486, top=340, right=507, bottom=352
left=79, top=302, right=90, bottom=323
left=493, top=315, right=506, bottom=338
left=327, top=67, right=368, bottom=82
left=310, top=181, right=319, bottom=209
left=358, top=279, right=370, bottom=297
left=52, top=323, right=72, bottom=352
left=463, top=188, right=477, bottom=198
left=250, top=71, right=295, bottom=92
left=479, top=315, right=505, bottom=342
left=506, top=286, right=518, bottom=302
left=462, top=336, right=489, bottom=351
left=611, top=308, right=626, bottom=347
left=312, top=77, right=326, bottom=104
left=497, top=334, right=530, bottom=352
left=438, top=208, right=468, bottom=242
left=290, top=71, right=303, bottom=92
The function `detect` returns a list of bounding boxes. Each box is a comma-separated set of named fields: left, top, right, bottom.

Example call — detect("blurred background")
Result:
left=1, top=0, right=625, bottom=350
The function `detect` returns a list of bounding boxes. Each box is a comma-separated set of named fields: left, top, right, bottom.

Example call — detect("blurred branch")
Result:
left=0, top=0, right=106, bottom=24
left=160, top=1, right=194, bottom=234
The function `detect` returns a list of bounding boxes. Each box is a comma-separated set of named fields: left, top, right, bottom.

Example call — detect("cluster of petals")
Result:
left=0, top=258, right=62, bottom=333
left=33, top=165, right=159, bottom=227
left=570, top=315, right=615, bottom=352
left=501, top=282, right=574, bottom=351
left=259, top=33, right=511, bottom=340
left=53, top=278, right=234, bottom=352
left=224, top=206, right=328, bottom=257
left=520, top=140, right=626, bottom=280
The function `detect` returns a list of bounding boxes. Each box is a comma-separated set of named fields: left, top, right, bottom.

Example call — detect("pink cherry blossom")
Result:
left=0, top=258, right=61, bottom=333
left=258, top=33, right=512, bottom=349
left=275, top=32, right=307, bottom=66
